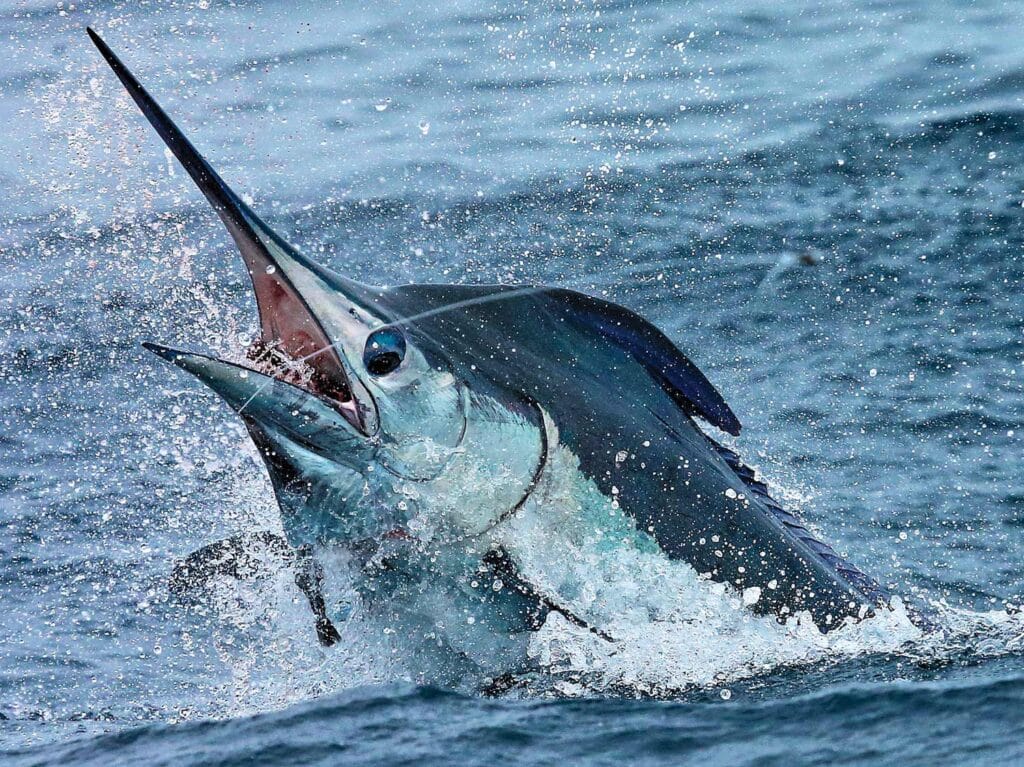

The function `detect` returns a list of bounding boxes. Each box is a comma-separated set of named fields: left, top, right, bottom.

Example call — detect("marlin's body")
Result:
left=89, top=29, right=909, bottom=679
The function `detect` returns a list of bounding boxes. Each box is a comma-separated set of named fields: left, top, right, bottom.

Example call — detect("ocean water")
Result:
left=4, top=0, right=1024, bottom=764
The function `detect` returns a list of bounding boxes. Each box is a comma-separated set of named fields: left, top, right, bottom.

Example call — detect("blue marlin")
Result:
left=88, top=29, right=912, bottom=677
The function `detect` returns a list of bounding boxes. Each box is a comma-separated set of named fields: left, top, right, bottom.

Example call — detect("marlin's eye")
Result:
left=363, top=326, right=407, bottom=376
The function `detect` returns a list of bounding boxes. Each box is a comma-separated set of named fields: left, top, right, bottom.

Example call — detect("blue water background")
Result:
left=3, top=0, right=1024, bottom=764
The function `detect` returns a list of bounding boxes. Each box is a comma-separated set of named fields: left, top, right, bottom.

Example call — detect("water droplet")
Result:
left=418, top=120, right=430, bottom=135
left=720, top=688, right=732, bottom=700
left=265, top=264, right=277, bottom=275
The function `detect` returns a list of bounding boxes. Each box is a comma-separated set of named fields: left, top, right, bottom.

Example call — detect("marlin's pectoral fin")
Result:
left=169, top=530, right=293, bottom=595
left=292, top=545, right=342, bottom=647
left=170, top=531, right=340, bottom=647
left=482, top=548, right=615, bottom=643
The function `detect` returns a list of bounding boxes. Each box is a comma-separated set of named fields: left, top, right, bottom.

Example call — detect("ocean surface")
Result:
left=4, top=0, right=1024, bottom=764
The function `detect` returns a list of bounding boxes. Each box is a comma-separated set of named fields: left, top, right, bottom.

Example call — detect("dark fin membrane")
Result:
left=550, top=288, right=742, bottom=435
left=169, top=531, right=292, bottom=594
left=482, top=548, right=615, bottom=643
left=293, top=544, right=342, bottom=647
left=170, top=531, right=340, bottom=647
left=480, top=672, right=527, bottom=697
left=704, top=436, right=892, bottom=608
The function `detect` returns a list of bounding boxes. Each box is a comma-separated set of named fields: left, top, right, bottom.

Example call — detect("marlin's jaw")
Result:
left=182, top=132, right=388, bottom=439
left=84, top=27, right=383, bottom=437
left=143, top=199, right=385, bottom=441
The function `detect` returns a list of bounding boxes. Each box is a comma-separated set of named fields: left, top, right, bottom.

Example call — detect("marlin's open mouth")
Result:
left=242, top=339, right=361, bottom=431
left=236, top=265, right=365, bottom=434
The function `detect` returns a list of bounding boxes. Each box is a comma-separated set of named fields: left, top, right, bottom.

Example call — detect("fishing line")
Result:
left=233, top=285, right=549, bottom=416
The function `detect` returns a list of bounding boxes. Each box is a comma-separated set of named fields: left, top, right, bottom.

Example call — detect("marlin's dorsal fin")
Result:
left=545, top=288, right=741, bottom=435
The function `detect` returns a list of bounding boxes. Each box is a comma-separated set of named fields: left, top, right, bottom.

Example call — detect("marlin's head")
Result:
left=87, top=30, right=533, bottom=550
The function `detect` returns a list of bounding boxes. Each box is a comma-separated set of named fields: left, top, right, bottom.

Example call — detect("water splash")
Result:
left=178, top=435, right=1024, bottom=708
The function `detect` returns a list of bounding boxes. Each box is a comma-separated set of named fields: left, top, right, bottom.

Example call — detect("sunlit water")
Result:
left=4, top=1, right=1024, bottom=764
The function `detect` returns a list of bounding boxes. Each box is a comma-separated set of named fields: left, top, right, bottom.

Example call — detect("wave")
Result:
left=9, top=651, right=1024, bottom=767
